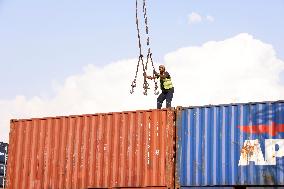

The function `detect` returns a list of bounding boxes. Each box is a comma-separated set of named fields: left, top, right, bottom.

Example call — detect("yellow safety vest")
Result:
left=163, top=78, right=173, bottom=89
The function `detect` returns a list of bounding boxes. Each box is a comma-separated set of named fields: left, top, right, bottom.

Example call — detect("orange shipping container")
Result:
left=5, top=109, right=175, bottom=189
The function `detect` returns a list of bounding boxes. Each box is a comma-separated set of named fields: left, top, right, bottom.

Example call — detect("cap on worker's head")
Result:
left=159, top=65, right=165, bottom=69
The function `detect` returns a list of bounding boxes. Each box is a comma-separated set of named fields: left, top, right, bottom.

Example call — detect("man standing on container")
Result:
left=144, top=65, right=174, bottom=109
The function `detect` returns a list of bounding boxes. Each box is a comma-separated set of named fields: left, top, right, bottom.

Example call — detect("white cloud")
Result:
left=188, top=12, right=215, bottom=24
left=206, top=15, right=215, bottom=22
left=165, top=33, right=284, bottom=106
left=188, top=12, right=202, bottom=24
left=1, top=33, right=284, bottom=142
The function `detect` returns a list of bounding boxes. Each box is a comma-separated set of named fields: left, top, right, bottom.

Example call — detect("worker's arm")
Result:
left=147, top=71, right=170, bottom=80
left=145, top=75, right=159, bottom=80
left=144, top=72, right=159, bottom=80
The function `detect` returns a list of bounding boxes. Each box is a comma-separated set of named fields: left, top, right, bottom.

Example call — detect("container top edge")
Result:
left=10, top=107, right=175, bottom=123
left=178, top=99, right=284, bottom=110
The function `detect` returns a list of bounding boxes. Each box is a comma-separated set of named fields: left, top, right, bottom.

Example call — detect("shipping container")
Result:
left=0, top=142, right=8, bottom=152
left=181, top=187, right=284, bottom=189
left=6, top=109, right=175, bottom=189
left=180, top=187, right=234, bottom=189
left=0, top=164, right=5, bottom=175
left=0, top=156, right=4, bottom=165
left=0, top=176, right=3, bottom=188
left=0, top=143, right=8, bottom=164
left=176, top=101, right=284, bottom=188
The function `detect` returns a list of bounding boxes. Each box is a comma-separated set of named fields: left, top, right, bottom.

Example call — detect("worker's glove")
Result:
left=153, top=70, right=159, bottom=77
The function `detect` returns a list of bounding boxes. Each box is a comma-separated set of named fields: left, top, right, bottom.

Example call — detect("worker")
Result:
left=144, top=65, right=174, bottom=109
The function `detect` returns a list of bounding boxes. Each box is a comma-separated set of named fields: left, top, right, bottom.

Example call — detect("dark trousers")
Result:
left=157, top=88, right=174, bottom=109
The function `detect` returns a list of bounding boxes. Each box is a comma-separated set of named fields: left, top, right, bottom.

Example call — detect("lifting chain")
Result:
left=143, top=0, right=159, bottom=95
left=130, top=0, right=159, bottom=95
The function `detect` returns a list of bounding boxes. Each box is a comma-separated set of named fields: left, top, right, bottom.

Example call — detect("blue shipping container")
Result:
left=0, top=154, right=4, bottom=164
left=181, top=187, right=234, bottom=189
left=0, top=143, right=8, bottom=164
left=176, top=101, right=284, bottom=187
left=0, top=164, right=5, bottom=175
left=0, top=175, right=3, bottom=187
left=0, top=143, right=8, bottom=152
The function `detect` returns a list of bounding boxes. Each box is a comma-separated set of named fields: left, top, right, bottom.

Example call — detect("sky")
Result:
left=0, top=0, right=284, bottom=142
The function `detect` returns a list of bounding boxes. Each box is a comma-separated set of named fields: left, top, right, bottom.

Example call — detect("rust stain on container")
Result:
left=5, top=109, right=175, bottom=189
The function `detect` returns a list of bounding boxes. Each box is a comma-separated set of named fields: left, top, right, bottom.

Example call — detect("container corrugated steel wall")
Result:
left=181, top=187, right=234, bottom=189
left=6, top=109, right=175, bottom=189
left=0, top=176, right=4, bottom=188
left=0, top=142, right=8, bottom=164
left=0, top=164, right=4, bottom=175
left=0, top=142, right=8, bottom=188
left=176, top=101, right=284, bottom=187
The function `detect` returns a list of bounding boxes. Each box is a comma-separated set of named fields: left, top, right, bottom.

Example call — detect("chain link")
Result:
left=143, top=0, right=159, bottom=95
left=130, top=0, right=141, bottom=94
left=130, top=0, right=158, bottom=95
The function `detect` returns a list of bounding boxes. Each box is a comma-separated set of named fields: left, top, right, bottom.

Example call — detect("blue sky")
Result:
left=0, top=0, right=284, bottom=99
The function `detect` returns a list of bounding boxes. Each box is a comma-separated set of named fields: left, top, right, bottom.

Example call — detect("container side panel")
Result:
left=181, top=187, right=234, bottom=189
left=166, top=109, right=175, bottom=188
left=73, top=116, right=84, bottom=188
left=14, top=121, right=25, bottom=188
left=128, top=112, right=136, bottom=186
left=178, top=101, right=284, bottom=186
left=110, top=113, right=120, bottom=187
left=104, top=114, right=112, bottom=187
left=58, top=117, right=68, bottom=189
left=80, top=116, right=90, bottom=188
left=6, top=109, right=175, bottom=189
left=87, top=115, right=98, bottom=187
left=51, top=118, right=61, bottom=189
left=65, top=117, right=75, bottom=188
left=118, top=113, right=128, bottom=186
left=160, top=111, right=166, bottom=185
left=44, top=118, right=53, bottom=189
left=134, top=112, right=142, bottom=186
left=142, top=111, right=148, bottom=186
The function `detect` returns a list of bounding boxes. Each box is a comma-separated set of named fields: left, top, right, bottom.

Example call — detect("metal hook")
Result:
left=130, top=80, right=137, bottom=94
